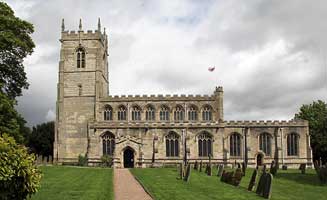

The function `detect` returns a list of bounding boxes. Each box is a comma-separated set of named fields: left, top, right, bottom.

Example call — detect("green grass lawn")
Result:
left=131, top=167, right=327, bottom=200
left=31, top=166, right=113, bottom=200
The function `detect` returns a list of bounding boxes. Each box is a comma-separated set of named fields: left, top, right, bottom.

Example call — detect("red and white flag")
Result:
left=208, top=66, right=215, bottom=72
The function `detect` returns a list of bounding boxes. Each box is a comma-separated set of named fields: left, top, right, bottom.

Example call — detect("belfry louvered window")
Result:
left=230, top=133, right=241, bottom=157
left=166, top=132, right=179, bottom=157
left=76, top=47, right=85, bottom=68
left=198, top=132, right=213, bottom=157
left=102, top=132, right=115, bottom=156
left=287, top=133, right=299, bottom=156
left=259, top=133, right=271, bottom=156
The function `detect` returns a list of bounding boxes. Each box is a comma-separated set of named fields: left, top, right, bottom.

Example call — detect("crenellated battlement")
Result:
left=100, top=93, right=216, bottom=102
left=60, top=18, right=107, bottom=43
left=224, top=119, right=308, bottom=127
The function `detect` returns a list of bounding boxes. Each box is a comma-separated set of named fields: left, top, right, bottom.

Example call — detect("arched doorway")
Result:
left=257, top=153, right=263, bottom=166
left=123, top=148, right=135, bottom=168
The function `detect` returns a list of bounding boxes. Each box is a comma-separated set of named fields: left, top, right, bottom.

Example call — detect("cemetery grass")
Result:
left=130, top=167, right=327, bottom=200
left=31, top=166, right=114, bottom=200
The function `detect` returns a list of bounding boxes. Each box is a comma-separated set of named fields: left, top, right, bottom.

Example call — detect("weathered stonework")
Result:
left=54, top=20, right=312, bottom=168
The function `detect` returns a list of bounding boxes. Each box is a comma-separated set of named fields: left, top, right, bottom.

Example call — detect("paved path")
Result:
left=114, top=169, right=152, bottom=200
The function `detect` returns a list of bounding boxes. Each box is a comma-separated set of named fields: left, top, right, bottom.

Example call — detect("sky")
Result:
left=5, top=0, right=327, bottom=126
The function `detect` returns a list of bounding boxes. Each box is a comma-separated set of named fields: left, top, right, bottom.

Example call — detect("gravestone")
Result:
left=247, top=169, right=258, bottom=191
left=232, top=168, right=243, bottom=186
left=205, top=164, right=208, bottom=174
left=237, top=162, right=241, bottom=169
left=262, top=173, right=273, bottom=199
left=199, top=161, right=203, bottom=172
left=314, top=163, right=327, bottom=184
left=48, top=155, right=53, bottom=164
left=256, top=173, right=273, bottom=199
left=217, top=165, right=224, bottom=177
left=262, top=164, right=267, bottom=174
left=207, top=155, right=212, bottom=176
left=220, top=170, right=226, bottom=182
left=270, top=160, right=277, bottom=176
left=299, top=163, right=306, bottom=174
left=194, top=161, right=198, bottom=170
left=37, top=155, right=42, bottom=165
left=184, top=164, right=191, bottom=182
left=282, top=165, right=287, bottom=170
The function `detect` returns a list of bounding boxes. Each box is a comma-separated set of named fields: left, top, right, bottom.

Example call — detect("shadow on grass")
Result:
left=275, top=172, right=322, bottom=186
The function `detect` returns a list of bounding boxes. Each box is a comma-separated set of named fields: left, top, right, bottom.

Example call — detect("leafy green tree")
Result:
left=0, top=90, right=26, bottom=143
left=26, top=121, right=54, bottom=156
left=295, top=100, right=327, bottom=163
left=0, top=2, right=35, bottom=99
left=0, top=134, right=42, bottom=199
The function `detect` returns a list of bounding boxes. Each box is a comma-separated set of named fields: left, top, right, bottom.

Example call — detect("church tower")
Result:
left=54, top=19, right=109, bottom=162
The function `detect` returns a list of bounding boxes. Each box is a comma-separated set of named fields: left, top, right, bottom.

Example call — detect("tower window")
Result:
left=76, top=47, right=85, bottom=68
left=145, top=105, right=155, bottom=121
left=131, top=106, right=141, bottom=121
left=174, top=105, right=184, bottom=121
left=188, top=105, right=198, bottom=121
left=118, top=105, right=127, bottom=121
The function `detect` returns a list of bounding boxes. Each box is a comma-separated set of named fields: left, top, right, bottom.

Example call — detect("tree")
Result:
left=26, top=121, right=54, bottom=157
left=295, top=100, right=327, bottom=163
left=0, top=2, right=35, bottom=99
left=0, top=134, right=42, bottom=199
left=0, top=90, right=27, bottom=143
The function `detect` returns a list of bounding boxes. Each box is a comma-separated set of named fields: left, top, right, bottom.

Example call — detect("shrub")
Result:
left=101, top=155, right=113, bottom=167
left=0, top=133, right=42, bottom=199
left=78, top=154, right=88, bottom=166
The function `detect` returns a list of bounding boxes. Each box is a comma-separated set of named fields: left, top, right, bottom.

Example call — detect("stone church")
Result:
left=54, top=19, right=313, bottom=168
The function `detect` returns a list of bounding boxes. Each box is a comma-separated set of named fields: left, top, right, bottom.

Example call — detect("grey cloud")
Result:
left=5, top=0, right=327, bottom=126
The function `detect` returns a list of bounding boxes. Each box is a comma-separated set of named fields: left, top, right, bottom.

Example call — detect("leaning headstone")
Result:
left=247, top=169, right=258, bottom=191
left=217, top=165, right=224, bottom=177
left=299, top=163, right=306, bottom=174
left=205, top=164, right=208, bottom=174
left=237, top=162, right=241, bottom=169
left=256, top=173, right=265, bottom=196
left=232, top=168, right=243, bottom=186
left=42, top=156, right=48, bottom=165
left=207, top=155, right=212, bottom=176
left=199, top=161, right=203, bottom=172
left=282, top=165, right=287, bottom=170
left=184, top=164, right=191, bottom=182
left=262, top=173, right=273, bottom=199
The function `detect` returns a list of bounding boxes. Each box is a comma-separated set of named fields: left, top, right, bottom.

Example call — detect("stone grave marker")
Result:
left=184, top=164, right=191, bottom=182
left=247, top=169, right=258, bottom=191
left=299, top=163, right=306, bottom=174
left=199, top=161, right=203, bottom=172
left=232, top=168, right=243, bottom=186
left=242, top=162, right=246, bottom=176
left=194, top=161, right=198, bottom=170
left=217, top=165, right=224, bottom=177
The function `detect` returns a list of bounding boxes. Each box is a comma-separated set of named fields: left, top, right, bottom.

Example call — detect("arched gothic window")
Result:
left=131, top=106, right=141, bottom=121
left=174, top=105, right=184, bottom=121
left=287, top=133, right=299, bottom=156
left=145, top=105, right=155, bottom=121
left=188, top=105, right=198, bottom=121
left=104, top=105, right=113, bottom=121
left=166, top=132, right=179, bottom=157
left=117, top=105, right=127, bottom=120
left=230, top=133, right=241, bottom=157
left=160, top=105, right=169, bottom=121
left=76, top=47, right=85, bottom=68
left=259, top=133, right=271, bottom=156
left=198, top=132, right=213, bottom=157
left=102, top=132, right=115, bottom=156
left=202, top=105, right=212, bottom=121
